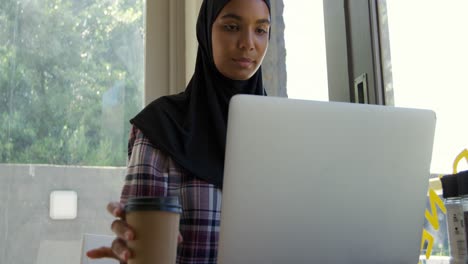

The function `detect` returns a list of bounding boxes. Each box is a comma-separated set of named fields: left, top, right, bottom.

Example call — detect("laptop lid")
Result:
left=218, top=95, right=436, bottom=264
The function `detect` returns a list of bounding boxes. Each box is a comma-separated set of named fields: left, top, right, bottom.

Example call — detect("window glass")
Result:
left=283, top=0, right=328, bottom=101
left=379, top=0, right=468, bottom=260
left=0, top=0, right=144, bottom=263
left=1, top=0, right=144, bottom=166
left=380, top=0, right=468, bottom=174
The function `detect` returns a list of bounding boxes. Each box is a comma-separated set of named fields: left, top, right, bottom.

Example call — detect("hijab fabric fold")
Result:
left=130, top=0, right=271, bottom=188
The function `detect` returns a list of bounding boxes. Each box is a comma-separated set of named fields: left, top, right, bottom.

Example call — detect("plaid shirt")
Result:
left=121, top=125, right=222, bottom=264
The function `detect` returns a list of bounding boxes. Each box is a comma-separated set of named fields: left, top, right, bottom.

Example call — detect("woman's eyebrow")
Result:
left=220, top=13, right=270, bottom=25
left=220, top=13, right=242, bottom=21
left=256, top=18, right=270, bottom=25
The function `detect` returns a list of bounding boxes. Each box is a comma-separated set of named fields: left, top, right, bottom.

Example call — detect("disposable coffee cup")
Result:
left=125, top=196, right=182, bottom=264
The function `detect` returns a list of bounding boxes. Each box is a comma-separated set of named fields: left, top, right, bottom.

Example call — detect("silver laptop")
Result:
left=218, top=95, right=436, bottom=264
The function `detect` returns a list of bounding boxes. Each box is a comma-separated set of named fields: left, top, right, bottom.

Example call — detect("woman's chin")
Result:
left=222, top=71, right=255, bottom=81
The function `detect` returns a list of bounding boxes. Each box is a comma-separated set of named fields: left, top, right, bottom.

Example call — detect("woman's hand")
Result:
left=86, top=201, right=183, bottom=263
left=86, top=202, right=134, bottom=262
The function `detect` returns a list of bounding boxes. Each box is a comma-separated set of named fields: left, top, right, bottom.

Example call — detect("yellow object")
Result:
left=419, top=148, right=468, bottom=263
left=428, top=177, right=442, bottom=195
left=424, top=189, right=446, bottom=231
left=452, top=148, right=468, bottom=174
left=420, top=229, right=435, bottom=260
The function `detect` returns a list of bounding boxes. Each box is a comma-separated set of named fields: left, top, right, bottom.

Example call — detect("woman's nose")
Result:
left=238, top=30, right=255, bottom=51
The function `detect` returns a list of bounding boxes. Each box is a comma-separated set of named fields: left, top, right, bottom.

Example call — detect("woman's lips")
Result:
left=233, top=58, right=254, bottom=68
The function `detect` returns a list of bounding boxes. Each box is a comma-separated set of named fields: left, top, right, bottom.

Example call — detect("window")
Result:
left=379, top=0, right=468, bottom=174
left=378, top=0, right=468, bottom=259
left=0, top=0, right=144, bottom=262
left=283, top=0, right=328, bottom=101
left=1, top=0, right=144, bottom=166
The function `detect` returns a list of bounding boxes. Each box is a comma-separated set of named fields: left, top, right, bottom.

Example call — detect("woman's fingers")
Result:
left=86, top=246, right=118, bottom=260
left=111, top=219, right=135, bottom=241
left=86, top=202, right=133, bottom=262
left=107, top=201, right=125, bottom=219
left=177, top=233, right=184, bottom=244
left=112, top=238, right=132, bottom=262
left=178, top=233, right=183, bottom=244
left=87, top=239, right=131, bottom=262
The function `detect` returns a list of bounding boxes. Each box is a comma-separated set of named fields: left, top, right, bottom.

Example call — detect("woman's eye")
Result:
left=224, top=24, right=239, bottom=31
left=256, top=28, right=268, bottom=35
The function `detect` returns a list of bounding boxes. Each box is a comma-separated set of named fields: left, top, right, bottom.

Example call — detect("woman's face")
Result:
left=211, top=0, right=270, bottom=80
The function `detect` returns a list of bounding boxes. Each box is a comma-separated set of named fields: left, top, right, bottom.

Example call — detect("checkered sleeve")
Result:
left=120, top=125, right=172, bottom=203
left=120, top=125, right=222, bottom=264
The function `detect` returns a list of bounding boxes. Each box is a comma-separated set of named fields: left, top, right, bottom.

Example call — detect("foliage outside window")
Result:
left=0, top=0, right=144, bottom=166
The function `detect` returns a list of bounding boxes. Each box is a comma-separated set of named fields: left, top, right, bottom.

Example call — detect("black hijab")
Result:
left=130, top=0, right=271, bottom=188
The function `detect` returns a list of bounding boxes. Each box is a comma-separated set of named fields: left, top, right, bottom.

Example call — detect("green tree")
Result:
left=0, top=0, right=143, bottom=166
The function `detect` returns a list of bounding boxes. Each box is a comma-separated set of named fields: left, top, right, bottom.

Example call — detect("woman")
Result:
left=87, top=0, right=271, bottom=263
